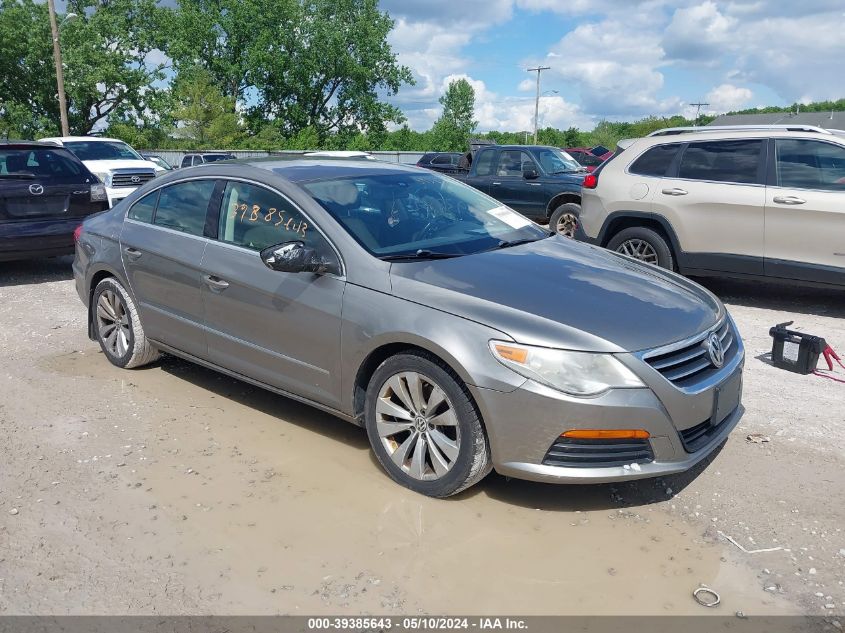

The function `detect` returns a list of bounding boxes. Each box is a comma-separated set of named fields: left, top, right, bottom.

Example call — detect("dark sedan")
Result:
left=0, top=142, right=108, bottom=261
left=416, top=152, right=464, bottom=174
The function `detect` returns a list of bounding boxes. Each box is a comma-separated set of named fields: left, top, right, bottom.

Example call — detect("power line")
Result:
left=527, top=66, right=550, bottom=144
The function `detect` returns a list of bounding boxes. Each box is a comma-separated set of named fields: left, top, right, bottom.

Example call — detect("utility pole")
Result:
left=527, top=66, right=550, bottom=144
left=47, top=0, right=70, bottom=137
left=690, top=101, right=709, bottom=127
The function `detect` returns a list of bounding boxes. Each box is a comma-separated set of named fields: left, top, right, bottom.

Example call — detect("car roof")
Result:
left=633, top=128, right=845, bottom=149
left=39, top=136, right=126, bottom=144
left=0, top=140, right=60, bottom=149
left=227, top=157, right=423, bottom=183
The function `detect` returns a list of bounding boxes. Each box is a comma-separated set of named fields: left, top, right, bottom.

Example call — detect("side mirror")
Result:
left=260, top=241, right=340, bottom=276
left=523, top=168, right=539, bottom=180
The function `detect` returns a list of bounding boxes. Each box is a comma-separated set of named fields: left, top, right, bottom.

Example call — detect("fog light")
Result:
left=562, top=429, right=650, bottom=440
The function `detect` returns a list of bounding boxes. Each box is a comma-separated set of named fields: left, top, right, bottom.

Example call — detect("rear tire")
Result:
left=549, top=203, right=580, bottom=238
left=364, top=352, right=491, bottom=497
left=607, top=226, right=674, bottom=270
left=92, top=277, right=160, bottom=369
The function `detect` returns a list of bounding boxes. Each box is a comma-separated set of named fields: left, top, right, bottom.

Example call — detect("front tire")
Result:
left=92, top=277, right=160, bottom=369
left=364, top=352, right=491, bottom=497
left=607, top=226, right=674, bottom=270
left=549, top=202, right=580, bottom=238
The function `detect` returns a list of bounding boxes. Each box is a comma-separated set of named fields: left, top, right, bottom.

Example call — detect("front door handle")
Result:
left=123, top=247, right=142, bottom=261
left=772, top=195, right=806, bottom=205
left=203, top=275, right=229, bottom=291
left=491, top=181, right=502, bottom=186
left=661, top=188, right=688, bottom=196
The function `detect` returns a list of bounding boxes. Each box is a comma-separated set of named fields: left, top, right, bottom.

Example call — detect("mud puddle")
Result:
left=9, top=348, right=799, bottom=614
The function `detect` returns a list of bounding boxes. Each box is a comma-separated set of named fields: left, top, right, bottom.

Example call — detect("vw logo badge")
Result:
left=131, top=175, right=141, bottom=183
left=706, top=332, right=724, bottom=368
left=29, top=184, right=44, bottom=195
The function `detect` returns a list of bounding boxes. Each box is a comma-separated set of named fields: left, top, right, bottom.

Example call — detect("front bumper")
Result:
left=469, top=346, right=744, bottom=484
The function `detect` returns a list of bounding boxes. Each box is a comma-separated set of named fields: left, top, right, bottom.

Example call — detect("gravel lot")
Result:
left=0, top=256, right=843, bottom=616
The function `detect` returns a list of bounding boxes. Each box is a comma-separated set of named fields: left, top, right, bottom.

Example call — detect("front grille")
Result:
left=542, top=437, right=653, bottom=469
left=111, top=171, right=155, bottom=188
left=643, top=319, right=736, bottom=388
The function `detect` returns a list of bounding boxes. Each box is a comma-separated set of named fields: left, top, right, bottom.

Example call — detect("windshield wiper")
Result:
left=380, top=249, right=464, bottom=261
left=491, top=235, right=551, bottom=250
left=0, top=172, right=37, bottom=179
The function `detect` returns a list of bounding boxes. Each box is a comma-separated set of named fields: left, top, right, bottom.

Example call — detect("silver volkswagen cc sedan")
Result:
left=73, top=158, right=744, bottom=497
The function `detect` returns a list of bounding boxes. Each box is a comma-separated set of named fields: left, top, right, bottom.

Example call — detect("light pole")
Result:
left=527, top=66, right=550, bottom=144
left=47, top=1, right=76, bottom=136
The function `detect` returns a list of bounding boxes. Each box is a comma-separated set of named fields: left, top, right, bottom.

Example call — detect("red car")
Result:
left=563, top=146, right=613, bottom=172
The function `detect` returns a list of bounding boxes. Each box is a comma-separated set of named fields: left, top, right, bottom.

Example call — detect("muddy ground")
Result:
left=0, top=256, right=843, bottom=617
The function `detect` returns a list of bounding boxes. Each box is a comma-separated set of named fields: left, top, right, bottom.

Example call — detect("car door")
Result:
left=764, top=138, right=845, bottom=284
left=200, top=179, right=345, bottom=408
left=489, top=150, right=546, bottom=219
left=465, top=148, right=496, bottom=194
left=120, top=178, right=219, bottom=359
left=652, top=139, right=766, bottom=274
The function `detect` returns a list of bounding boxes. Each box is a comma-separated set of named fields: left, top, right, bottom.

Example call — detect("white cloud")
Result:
left=517, top=79, right=534, bottom=92
left=704, top=83, right=753, bottom=113
left=662, top=1, right=736, bottom=63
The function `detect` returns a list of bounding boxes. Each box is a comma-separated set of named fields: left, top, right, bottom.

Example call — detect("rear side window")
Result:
left=776, top=139, right=845, bottom=191
left=180, top=156, right=192, bottom=168
left=629, top=144, right=681, bottom=177
left=474, top=149, right=496, bottom=176
left=128, top=190, right=159, bottom=223
left=0, top=148, right=92, bottom=184
left=432, top=154, right=451, bottom=165
left=153, top=180, right=216, bottom=236
left=219, top=181, right=331, bottom=252
left=678, top=140, right=762, bottom=184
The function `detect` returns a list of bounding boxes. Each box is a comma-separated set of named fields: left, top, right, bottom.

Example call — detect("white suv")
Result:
left=577, top=125, right=845, bottom=287
left=40, top=136, right=162, bottom=207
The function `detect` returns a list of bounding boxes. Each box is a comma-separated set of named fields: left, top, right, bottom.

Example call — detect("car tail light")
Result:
left=583, top=173, right=598, bottom=189
left=73, top=224, right=83, bottom=243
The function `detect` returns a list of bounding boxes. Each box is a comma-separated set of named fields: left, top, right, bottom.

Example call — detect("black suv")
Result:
left=0, top=142, right=108, bottom=261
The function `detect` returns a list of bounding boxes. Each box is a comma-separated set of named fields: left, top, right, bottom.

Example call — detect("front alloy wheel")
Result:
left=365, top=352, right=491, bottom=497
left=375, top=371, right=461, bottom=481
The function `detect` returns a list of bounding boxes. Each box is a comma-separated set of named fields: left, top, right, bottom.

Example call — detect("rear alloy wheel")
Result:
left=92, top=277, right=160, bottom=369
left=606, top=226, right=674, bottom=270
left=549, top=202, right=580, bottom=238
left=365, top=352, right=491, bottom=497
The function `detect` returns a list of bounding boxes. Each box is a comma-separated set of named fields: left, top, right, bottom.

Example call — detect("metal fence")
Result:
left=147, top=150, right=426, bottom=168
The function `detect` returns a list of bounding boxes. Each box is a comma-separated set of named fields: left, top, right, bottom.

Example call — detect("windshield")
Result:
left=536, top=148, right=582, bottom=173
left=203, top=154, right=233, bottom=162
left=302, top=172, right=548, bottom=258
left=63, top=141, right=144, bottom=162
left=0, top=148, right=94, bottom=183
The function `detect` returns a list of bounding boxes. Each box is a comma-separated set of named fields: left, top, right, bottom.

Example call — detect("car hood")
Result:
left=81, top=159, right=160, bottom=173
left=388, top=237, right=723, bottom=353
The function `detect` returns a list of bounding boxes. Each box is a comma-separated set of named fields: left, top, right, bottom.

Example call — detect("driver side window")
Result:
left=218, top=181, right=330, bottom=253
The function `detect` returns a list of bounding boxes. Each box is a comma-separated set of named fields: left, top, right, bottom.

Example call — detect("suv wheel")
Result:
left=92, top=277, right=160, bottom=369
left=607, top=227, right=674, bottom=270
left=549, top=203, right=580, bottom=238
left=364, top=352, right=491, bottom=497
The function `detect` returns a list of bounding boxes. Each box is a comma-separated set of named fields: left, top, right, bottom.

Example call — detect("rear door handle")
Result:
left=661, top=188, right=688, bottom=196
left=491, top=181, right=502, bottom=186
left=772, top=195, right=806, bottom=205
left=203, top=274, right=229, bottom=291
left=123, top=247, right=142, bottom=261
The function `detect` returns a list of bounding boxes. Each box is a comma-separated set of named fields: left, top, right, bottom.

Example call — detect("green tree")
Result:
left=430, top=78, right=477, bottom=152
left=169, top=67, right=242, bottom=148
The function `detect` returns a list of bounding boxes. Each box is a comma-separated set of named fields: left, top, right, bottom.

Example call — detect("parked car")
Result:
left=416, top=152, right=464, bottom=174
left=577, top=125, right=845, bottom=287
left=450, top=144, right=586, bottom=237
left=74, top=157, right=743, bottom=497
left=179, top=152, right=237, bottom=168
left=564, top=146, right=613, bottom=172
left=40, top=136, right=159, bottom=207
left=141, top=153, right=174, bottom=171
left=0, top=141, right=108, bottom=261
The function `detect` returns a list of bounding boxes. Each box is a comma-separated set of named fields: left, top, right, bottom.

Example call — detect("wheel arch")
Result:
left=598, top=212, right=683, bottom=263
left=546, top=191, right=582, bottom=218
left=351, top=338, right=479, bottom=426
left=85, top=265, right=126, bottom=339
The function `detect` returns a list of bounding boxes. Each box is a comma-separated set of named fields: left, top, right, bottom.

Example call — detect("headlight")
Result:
left=90, top=183, right=107, bottom=202
left=489, top=340, right=644, bottom=396
left=93, top=172, right=111, bottom=186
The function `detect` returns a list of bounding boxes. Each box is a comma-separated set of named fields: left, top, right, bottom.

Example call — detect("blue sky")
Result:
left=379, top=0, right=845, bottom=132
